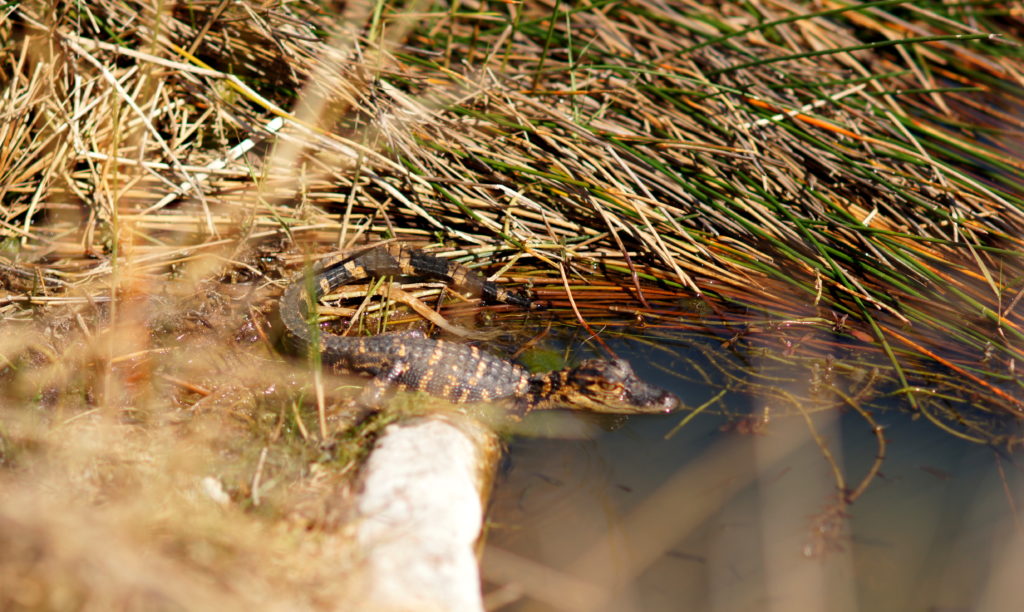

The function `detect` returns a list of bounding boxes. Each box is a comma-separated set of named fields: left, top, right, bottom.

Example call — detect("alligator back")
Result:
left=281, top=244, right=531, bottom=404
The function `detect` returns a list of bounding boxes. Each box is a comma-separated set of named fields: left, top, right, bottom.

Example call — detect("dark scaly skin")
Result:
left=280, top=244, right=679, bottom=414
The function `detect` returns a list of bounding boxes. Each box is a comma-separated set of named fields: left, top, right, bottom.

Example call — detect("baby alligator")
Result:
left=280, top=244, right=679, bottom=414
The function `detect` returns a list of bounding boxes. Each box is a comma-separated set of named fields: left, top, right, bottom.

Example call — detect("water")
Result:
left=482, top=335, right=1024, bottom=611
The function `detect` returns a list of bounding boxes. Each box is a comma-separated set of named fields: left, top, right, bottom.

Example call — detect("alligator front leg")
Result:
left=335, top=361, right=411, bottom=429
left=355, top=360, right=410, bottom=409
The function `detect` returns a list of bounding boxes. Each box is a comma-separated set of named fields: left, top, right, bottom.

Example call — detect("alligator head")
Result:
left=530, top=358, right=679, bottom=414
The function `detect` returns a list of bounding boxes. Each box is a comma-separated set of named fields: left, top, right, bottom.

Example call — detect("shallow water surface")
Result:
left=483, top=336, right=1024, bottom=612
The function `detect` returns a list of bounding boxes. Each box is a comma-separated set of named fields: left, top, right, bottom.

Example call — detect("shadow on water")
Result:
left=482, top=334, right=1024, bottom=612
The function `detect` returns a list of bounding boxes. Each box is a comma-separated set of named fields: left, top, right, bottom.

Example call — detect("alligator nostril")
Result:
left=661, top=393, right=680, bottom=412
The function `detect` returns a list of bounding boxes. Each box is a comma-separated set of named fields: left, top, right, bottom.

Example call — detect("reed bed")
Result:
left=7, top=0, right=1020, bottom=434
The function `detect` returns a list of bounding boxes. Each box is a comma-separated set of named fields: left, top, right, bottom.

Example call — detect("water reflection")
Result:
left=482, top=336, right=1024, bottom=611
